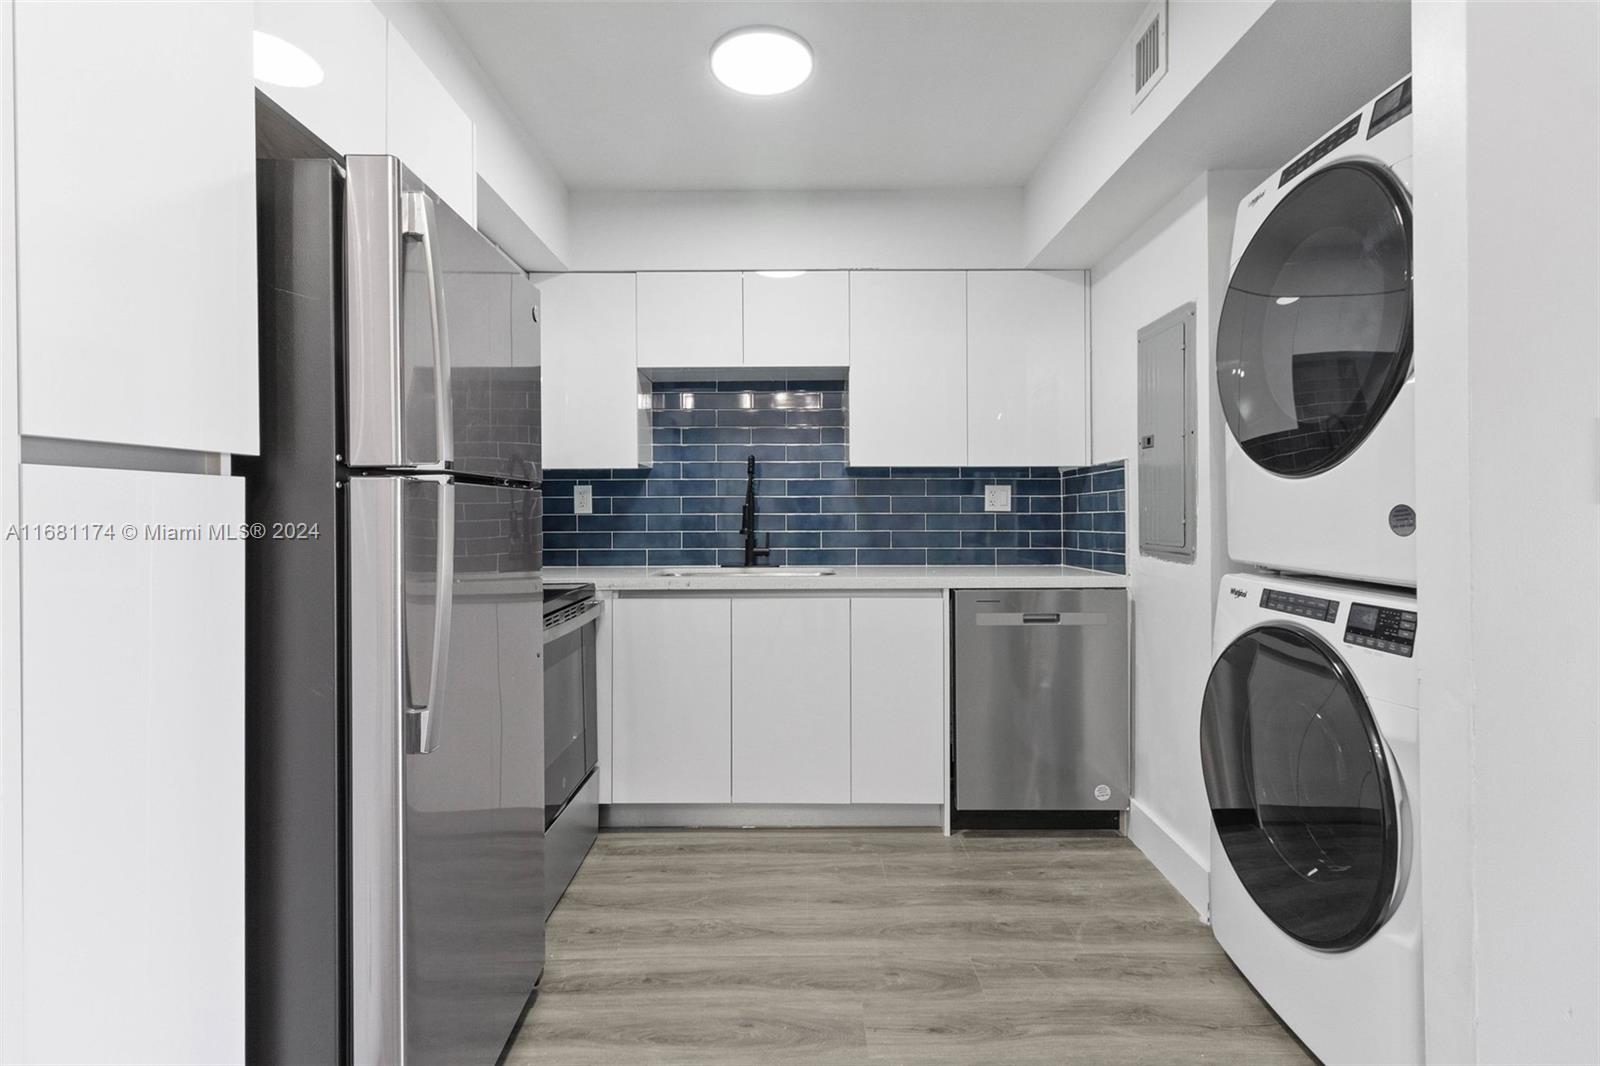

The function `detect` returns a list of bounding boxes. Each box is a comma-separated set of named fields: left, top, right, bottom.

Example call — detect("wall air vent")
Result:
left=1130, top=0, right=1168, bottom=111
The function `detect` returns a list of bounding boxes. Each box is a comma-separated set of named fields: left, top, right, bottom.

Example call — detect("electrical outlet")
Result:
left=984, top=485, right=1012, bottom=512
left=574, top=485, right=594, bottom=515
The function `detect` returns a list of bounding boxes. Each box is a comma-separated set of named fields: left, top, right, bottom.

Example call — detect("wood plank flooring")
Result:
left=507, top=829, right=1312, bottom=1065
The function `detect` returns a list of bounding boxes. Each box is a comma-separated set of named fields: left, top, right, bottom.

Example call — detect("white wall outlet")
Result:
left=984, top=484, right=1012, bottom=512
left=574, top=484, right=594, bottom=515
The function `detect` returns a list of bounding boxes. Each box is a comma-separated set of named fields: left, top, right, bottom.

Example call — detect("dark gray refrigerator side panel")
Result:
left=242, top=159, right=346, bottom=1066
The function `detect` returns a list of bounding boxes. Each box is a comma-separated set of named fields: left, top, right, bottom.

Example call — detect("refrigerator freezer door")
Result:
left=346, top=155, right=541, bottom=483
left=349, top=476, right=545, bottom=1065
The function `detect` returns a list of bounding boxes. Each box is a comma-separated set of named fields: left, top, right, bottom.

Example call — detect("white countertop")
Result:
left=550, top=565, right=1129, bottom=592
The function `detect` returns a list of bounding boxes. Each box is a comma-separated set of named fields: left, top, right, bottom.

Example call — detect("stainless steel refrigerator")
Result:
left=244, top=152, right=545, bottom=1065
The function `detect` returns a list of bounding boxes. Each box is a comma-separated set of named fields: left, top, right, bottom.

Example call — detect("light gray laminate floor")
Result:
left=507, top=829, right=1313, bottom=1065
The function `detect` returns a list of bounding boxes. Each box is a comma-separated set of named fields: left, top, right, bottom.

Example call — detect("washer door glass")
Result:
left=1217, top=162, right=1413, bottom=477
left=1199, top=625, right=1400, bottom=950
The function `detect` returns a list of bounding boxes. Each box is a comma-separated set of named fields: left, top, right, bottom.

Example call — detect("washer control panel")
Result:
left=1261, top=588, right=1340, bottom=623
left=1344, top=602, right=1418, bottom=657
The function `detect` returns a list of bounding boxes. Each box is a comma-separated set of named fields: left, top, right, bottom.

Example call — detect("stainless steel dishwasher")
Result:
left=954, top=588, right=1130, bottom=827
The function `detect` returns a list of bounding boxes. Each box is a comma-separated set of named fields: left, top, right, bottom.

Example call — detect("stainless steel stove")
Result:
left=541, top=581, right=601, bottom=916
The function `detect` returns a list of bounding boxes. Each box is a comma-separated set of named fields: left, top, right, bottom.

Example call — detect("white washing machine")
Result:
left=1218, top=76, right=1416, bottom=586
left=1200, top=572, right=1421, bottom=1064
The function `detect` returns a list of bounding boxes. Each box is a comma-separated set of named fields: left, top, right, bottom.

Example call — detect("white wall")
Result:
left=1414, top=2, right=1600, bottom=1063
left=1087, top=170, right=1259, bottom=915
left=376, top=0, right=569, bottom=267
left=567, top=188, right=1024, bottom=271
left=0, top=2, right=19, bottom=1056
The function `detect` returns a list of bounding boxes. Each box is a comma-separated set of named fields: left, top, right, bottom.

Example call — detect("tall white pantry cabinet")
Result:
left=5, top=3, right=256, bottom=1062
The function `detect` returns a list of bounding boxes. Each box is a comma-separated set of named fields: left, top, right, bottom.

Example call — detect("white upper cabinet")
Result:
left=967, top=270, right=1089, bottom=467
left=253, top=0, right=387, bottom=155
left=848, top=271, right=968, bottom=468
left=14, top=0, right=259, bottom=455
left=731, top=597, right=852, bottom=804
left=636, top=272, right=743, bottom=369
left=742, top=271, right=850, bottom=368
left=536, top=273, right=650, bottom=470
left=386, top=25, right=475, bottom=225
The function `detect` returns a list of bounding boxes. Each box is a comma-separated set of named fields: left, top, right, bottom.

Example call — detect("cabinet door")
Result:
left=612, top=597, right=732, bottom=803
left=15, top=0, right=258, bottom=455
left=851, top=595, right=945, bottom=804
left=386, top=24, right=475, bottom=224
left=19, top=465, right=243, bottom=1064
left=254, top=0, right=387, bottom=155
left=636, top=272, right=743, bottom=369
left=742, top=271, right=850, bottom=368
left=848, top=271, right=967, bottom=467
left=537, top=273, right=650, bottom=470
left=967, top=271, right=1088, bottom=467
left=732, top=597, right=851, bottom=804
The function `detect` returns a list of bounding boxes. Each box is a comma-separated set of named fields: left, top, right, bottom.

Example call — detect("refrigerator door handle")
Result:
left=401, top=190, right=455, bottom=470
left=405, top=476, right=455, bottom=754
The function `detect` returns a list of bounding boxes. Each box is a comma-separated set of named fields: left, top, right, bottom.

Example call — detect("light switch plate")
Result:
left=984, top=484, right=1012, bottom=512
left=574, top=485, right=594, bottom=515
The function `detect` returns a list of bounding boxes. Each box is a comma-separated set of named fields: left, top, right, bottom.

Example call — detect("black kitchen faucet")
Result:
left=737, top=454, right=771, bottom=568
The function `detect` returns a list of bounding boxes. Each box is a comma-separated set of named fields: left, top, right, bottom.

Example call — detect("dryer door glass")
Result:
left=1199, top=625, right=1400, bottom=950
left=1217, top=162, right=1412, bottom=477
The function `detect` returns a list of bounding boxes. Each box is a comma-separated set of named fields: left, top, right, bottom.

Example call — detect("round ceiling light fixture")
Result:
left=253, top=30, right=324, bottom=89
left=710, top=27, right=813, bottom=96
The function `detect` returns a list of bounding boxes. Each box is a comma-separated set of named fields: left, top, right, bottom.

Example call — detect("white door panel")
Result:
left=19, top=465, right=243, bottom=1064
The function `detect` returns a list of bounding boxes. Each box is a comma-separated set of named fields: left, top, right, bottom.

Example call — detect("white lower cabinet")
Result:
left=608, top=591, right=947, bottom=814
left=732, top=597, right=851, bottom=803
left=850, top=595, right=946, bottom=804
left=18, top=465, right=244, bottom=1064
left=611, top=596, right=732, bottom=803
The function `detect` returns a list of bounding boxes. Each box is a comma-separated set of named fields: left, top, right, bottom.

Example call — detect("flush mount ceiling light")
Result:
left=710, top=28, right=813, bottom=96
left=756, top=270, right=807, bottom=279
left=253, top=30, right=324, bottom=88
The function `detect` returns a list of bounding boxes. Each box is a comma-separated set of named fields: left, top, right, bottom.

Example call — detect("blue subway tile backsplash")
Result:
left=1060, top=459, right=1127, bottom=573
left=543, top=377, right=1127, bottom=573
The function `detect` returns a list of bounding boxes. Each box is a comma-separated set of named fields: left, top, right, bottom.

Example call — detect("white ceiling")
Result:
left=441, top=1, right=1146, bottom=192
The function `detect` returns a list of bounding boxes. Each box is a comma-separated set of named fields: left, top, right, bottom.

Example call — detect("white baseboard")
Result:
left=1127, top=799, right=1210, bottom=920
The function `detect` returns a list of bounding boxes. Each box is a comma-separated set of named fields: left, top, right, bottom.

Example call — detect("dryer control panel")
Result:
left=1260, top=588, right=1340, bottom=623
left=1344, top=602, right=1418, bottom=657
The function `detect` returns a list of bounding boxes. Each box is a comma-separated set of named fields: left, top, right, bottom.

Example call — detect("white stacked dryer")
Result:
left=1217, top=75, right=1416, bottom=587
left=1201, top=572, right=1422, bottom=1065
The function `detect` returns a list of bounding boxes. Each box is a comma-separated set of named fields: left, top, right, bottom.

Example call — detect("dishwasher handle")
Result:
left=975, top=611, right=1109, bottom=628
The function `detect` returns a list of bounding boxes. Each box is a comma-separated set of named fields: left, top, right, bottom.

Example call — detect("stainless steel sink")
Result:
left=649, top=567, right=837, bottom=578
